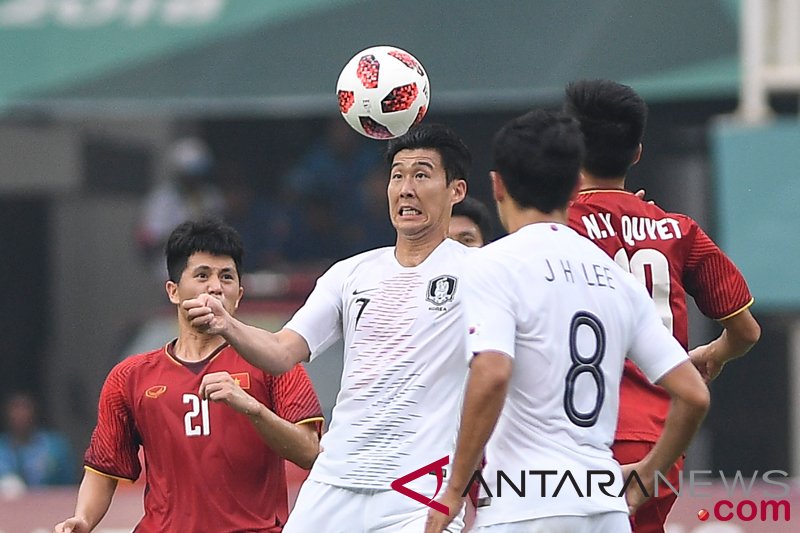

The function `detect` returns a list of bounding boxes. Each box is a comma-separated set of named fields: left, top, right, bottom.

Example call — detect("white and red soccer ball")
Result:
left=336, top=46, right=430, bottom=140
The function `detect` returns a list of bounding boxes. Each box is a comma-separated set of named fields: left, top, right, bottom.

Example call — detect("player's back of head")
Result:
left=492, top=109, right=584, bottom=213
left=386, top=123, right=471, bottom=184
left=165, top=217, right=244, bottom=282
left=564, top=79, right=647, bottom=177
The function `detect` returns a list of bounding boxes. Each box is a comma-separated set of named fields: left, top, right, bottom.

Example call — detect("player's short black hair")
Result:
left=563, top=79, right=648, bottom=177
left=452, top=196, right=493, bottom=242
left=492, top=109, right=585, bottom=213
left=165, top=217, right=244, bottom=283
left=386, top=123, right=471, bottom=184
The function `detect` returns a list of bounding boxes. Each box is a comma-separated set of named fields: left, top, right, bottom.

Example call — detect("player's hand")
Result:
left=621, top=461, right=652, bottom=516
left=689, top=343, right=724, bottom=383
left=199, top=372, right=260, bottom=416
left=634, top=189, right=656, bottom=205
left=183, top=294, right=231, bottom=336
left=423, top=488, right=464, bottom=533
left=54, top=517, right=90, bottom=533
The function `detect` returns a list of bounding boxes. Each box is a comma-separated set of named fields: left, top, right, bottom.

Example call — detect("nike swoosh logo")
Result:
left=352, top=288, right=378, bottom=295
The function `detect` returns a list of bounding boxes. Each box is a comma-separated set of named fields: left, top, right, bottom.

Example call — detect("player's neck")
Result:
left=173, top=330, right=226, bottom=362
left=580, top=172, right=626, bottom=191
left=394, top=232, right=446, bottom=267
left=505, top=207, right=568, bottom=233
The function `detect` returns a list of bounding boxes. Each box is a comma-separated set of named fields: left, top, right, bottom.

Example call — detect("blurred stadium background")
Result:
left=0, top=0, right=798, bottom=531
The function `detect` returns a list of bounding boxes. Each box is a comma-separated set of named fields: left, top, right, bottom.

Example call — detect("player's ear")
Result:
left=450, top=179, right=466, bottom=205
left=166, top=280, right=180, bottom=305
left=235, top=286, right=244, bottom=311
left=490, top=171, right=506, bottom=203
left=632, top=144, right=643, bottom=167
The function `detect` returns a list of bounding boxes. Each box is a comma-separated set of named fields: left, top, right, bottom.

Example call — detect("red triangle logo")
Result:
left=390, top=455, right=449, bottom=515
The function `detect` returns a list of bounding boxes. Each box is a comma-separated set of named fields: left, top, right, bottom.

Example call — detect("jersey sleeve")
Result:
left=83, top=361, right=142, bottom=481
left=464, top=252, right=517, bottom=360
left=627, top=281, right=690, bottom=383
left=283, top=262, right=344, bottom=361
left=273, top=363, right=324, bottom=433
left=682, top=220, right=753, bottom=319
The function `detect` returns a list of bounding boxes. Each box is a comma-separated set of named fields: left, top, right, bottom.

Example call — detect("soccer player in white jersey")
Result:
left=424, top=110, right=710, bottom=533
left=183, top=124, right=472, bottom=532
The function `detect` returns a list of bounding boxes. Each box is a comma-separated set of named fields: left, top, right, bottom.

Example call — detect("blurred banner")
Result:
left=711, top=118, right=800, bottom=309
left=0, top=0, right=741, bottom=116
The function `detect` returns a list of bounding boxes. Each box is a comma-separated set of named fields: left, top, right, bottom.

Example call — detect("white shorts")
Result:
left=473, top=512, right=630, bottom=533
left=284, top=478, right=465, bottom=533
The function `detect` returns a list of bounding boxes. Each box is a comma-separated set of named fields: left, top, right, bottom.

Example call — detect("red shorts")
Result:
left=613, top=440, right=685, bottom=533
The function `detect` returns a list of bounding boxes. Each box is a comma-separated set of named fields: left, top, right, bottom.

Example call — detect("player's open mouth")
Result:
left=399, top=207, right=422, bottom=217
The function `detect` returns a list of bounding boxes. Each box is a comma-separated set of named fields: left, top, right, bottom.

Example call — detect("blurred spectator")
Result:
left=449, top=195, right=494, bottom=247
left=137, top=137, right=226, bottom=277
left=283, top=118, right=381, bottom=201
left=219, top=161, right=286, bottom=271
left=281, top=118, right=383, bottom=263
left=284, top=192, right=351, bottom=265
left=350, top=164, right=395, bottom=251
left=0, top=392, right=75, bottom=489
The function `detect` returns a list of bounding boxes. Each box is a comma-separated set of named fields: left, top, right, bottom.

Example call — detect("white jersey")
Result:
left=285, top=238, right=471, bottom=490
left=465, top=223, right=688, bottom=527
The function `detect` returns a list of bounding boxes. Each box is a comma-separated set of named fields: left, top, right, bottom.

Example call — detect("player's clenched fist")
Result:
left=182, top=294, right=231, bottom=335
left=200, top=371, right=260, bottom=416
left=54, top=517, right=90, bottom=533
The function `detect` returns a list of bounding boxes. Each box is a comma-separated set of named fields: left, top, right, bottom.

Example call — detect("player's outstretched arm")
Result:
left=425, top=351, right=512, bottom=533
left=200, top=372, right=320, bottom=469
left=183, top=294, right=311, bottom=374
left=624, top=360, right=709, bottom=514
left=689, top=309, right=760, bottom=382
left=54, top=469, right=118, bottom=533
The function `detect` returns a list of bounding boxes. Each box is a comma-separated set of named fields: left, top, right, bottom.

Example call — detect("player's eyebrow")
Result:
left=391, top=159, right=435, bottom=170
left=191, top=264, right=235, bottom=275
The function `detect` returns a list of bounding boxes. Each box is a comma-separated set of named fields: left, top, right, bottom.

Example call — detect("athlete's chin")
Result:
left=396, top=227, right=433, bottom=242
left=393, top=218, right=430, bottom=236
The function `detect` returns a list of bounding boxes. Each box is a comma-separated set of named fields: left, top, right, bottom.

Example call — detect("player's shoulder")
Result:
left=573, top=189, right=661, bottom=215
left=331, top=246, right=394, bottom=274
left=573, top=188, right=640, bottom=207
left=664, top=210, right=701, bottom=230
left=110, top=347, right=164, bottom=378
left=467, top=224, right=552, bottom=271
left=100, top=348, right=164, bottom=398
left=440, top=237, right=476, bottom=258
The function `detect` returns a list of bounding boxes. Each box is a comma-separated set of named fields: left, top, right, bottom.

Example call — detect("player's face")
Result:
left=448, top=215, right=484, bottom=247
left=388, top=148, right=466, bottom=239
left=167, top=251, right=243, bottom=315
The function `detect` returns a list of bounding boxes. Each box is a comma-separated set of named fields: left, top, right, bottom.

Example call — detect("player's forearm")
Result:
left=642, top=395, right=708, bottom=479
left=222, top=320, right=297, bottom=374
left=445, top=352, right=511, bottom=497
left=73, top=470, right=118, bottom=530
left=247, top=402, right=320, bottom=469
left=644, top=363, right=710, bottom=476
left=715, top=311, right=761, bottom=363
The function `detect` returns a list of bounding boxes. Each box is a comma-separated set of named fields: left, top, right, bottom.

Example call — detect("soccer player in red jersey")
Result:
left=54, top=218, right=323, bottom=533
left=564, top=79, right=761, bottom=532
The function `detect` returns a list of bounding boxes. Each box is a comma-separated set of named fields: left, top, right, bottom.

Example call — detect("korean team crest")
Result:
left=426, top=275, right=458, bottom=305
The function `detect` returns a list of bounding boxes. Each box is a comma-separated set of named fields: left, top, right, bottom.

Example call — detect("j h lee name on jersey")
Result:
left=544, top=259, right=616, bottom=290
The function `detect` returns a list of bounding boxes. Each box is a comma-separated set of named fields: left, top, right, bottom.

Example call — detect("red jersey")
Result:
left=569, top=189, right=753, bottom=442
left=84, top=343, right=323, bottom=533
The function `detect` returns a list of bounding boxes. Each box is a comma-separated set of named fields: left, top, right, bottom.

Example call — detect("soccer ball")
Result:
left=336, top=46, right=430, bottom=140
